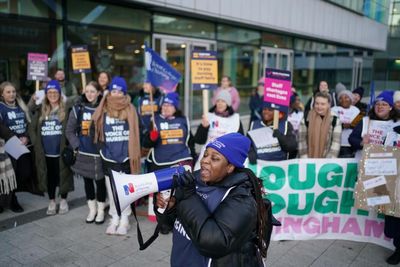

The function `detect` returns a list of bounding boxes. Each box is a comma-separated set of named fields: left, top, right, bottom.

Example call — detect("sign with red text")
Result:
left=71, top=45, right=91, bottom=74
left=247, top=158, right=394, bottom=250
left=27, top=53, right=48, bottom=81
left=263, top=68, right=292, bottom=113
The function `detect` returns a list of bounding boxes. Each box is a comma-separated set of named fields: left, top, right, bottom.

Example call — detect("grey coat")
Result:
left=65, top=105, right=104, bottom=180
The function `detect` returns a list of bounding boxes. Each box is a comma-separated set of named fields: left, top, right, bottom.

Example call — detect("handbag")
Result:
left=61, top=146, right=76, bottom=166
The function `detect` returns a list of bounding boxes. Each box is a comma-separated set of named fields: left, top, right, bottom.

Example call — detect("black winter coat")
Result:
left=156, top=170, right=262, bottom=267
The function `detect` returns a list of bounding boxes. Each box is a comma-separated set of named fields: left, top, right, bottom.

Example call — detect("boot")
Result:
left=59, top=199, right=69, bottom=215
left=116, top=215, right=130, bottom=236
left=95, top=202, right=106, bottom=224
left=10, top=192, right=23, bottom=213
left=86, top=200, right=97, bottom=223
left=105, top=216, right=119, bottom=235
left=387, top=249, right=400, bottom=265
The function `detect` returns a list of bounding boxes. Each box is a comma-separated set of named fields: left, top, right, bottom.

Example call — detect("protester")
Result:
left=0, top=123, right=18, bottom=213
left=332, top=90, right=360, bottom=158
left=248, top=104, right=297, bottom=163
left=143, top=92, right=195, bottom=172
left=348, top=90, right=400, bottom=265
left=97, top=71, right=111, bottom=92
left=334, top=82, right=346, bottom=103
left=249, top=78, right=264, bottom=123
left=155, top=133, right=268, bottom=266
left=65, top=81, right=106, bottom=224
left=211, top=76, right=240, bottom=112
left=0, top=82, right=35, bottom=212
left=287, top=92, right=304, bottom=139
left=54, top=68, right=77, bottom=97
left=298, top=92, right=342, bottom=158
left=92, top=76, right=141, bottom=235
left=394, top=91, right=400, bottom=113
left=352, top=86, right=368, bottom=113
left=194, top=90, right=243, bottom=170
left=304, top=80, right=337, bottom=119
left=30, top=80, right=73, bottom=215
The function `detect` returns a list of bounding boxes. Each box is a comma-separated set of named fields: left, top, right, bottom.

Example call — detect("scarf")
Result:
left=0, top=140, right=17, bottom=195
left=307, top=109, right=332, bottom=158
left=92, top=94, right=141, bottom=174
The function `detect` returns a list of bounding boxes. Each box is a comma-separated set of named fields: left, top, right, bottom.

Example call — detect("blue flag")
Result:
left=145, top=44, right=181, bottom=93
left=368, top=81, right=375, bottom=111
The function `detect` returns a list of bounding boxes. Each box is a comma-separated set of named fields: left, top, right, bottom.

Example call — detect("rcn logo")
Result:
left=123, top=183, right=135, bottom=196
left=7, top=111, right=16, bottom=120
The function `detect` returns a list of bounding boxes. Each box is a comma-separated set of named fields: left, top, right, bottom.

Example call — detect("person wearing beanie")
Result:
left=248, top=102, right=297, bottom=163
left=92, top=76, right=141, bottom=236
left=394, top=91, right=400, bottom=113
left=349, top=90, right=400, bottom=265
left=193, top=89, right=243, bottom=170
left=287, top=92, right=304, bottom=139
left=352, top=86, right=368, bottom=114
left=30, top=79, right=73, bottom=216
left=155, top=133, right=271, bottom=266
left=211, top=75, right=241, bottom=112
left=331, top=90, right=360, bottom=158
left=249, top=79, right=265, bottom=123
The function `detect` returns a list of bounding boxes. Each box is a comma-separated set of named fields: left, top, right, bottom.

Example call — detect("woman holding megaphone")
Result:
left=92, top=76, right=141, bottom=236
left=155, top=133, right=269, bottom=267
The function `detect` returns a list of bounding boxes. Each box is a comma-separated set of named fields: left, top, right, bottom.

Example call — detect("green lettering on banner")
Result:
left=314, top=190, right=338, bottom=214
left=260, top=166, right=285, bottom=190
left=288, top=163, right=315, bottom=190
left=339, top=190, right=354, bottom=214
left=287, top=193, right=314, bottom=215
left=318, top=164, right=343, bottom=188
left=267, top=193, right=286, bottom=214
left=357, top=209, right=369, bottom=216
left=343, top=163, right=357, bottom=188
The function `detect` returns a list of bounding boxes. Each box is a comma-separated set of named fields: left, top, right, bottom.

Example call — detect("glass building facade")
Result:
left=0, top=0, right=392, bottom=121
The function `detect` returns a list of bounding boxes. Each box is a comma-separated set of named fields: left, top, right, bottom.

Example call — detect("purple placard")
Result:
left=27, top=53, right=48, bottom=81
left=263, top=68, right=292, bottom=113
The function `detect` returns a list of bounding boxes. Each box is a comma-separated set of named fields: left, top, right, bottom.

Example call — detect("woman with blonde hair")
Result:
left=30, top=80, right=73, bottom=215
left=0, top=81, right=34, bottom=212
left=92, top=76, right=141, bottom=235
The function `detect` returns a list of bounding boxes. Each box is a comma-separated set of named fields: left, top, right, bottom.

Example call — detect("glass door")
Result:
left=351, top=58, right=363, bottom=90
left=260, top=47, right=293, bottom=78
left=153, top=34, right=216, bottom=121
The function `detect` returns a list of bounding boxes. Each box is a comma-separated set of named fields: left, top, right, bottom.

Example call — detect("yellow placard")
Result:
left=191, top=59, right=218, bottom=84
left=71, top=51, right=91, bottom=71
left=160, top=129, right=184, bottom=139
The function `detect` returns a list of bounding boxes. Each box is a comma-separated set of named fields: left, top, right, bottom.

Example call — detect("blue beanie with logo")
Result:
left=110, top=76, right=127, bottom=95
left=206, top=133, right=250, bottom=168
left=45, top=80, right=61, bottom=94
left=163, top=92, right=180, bottom=109
left=375, top=90, right=394, bottom=107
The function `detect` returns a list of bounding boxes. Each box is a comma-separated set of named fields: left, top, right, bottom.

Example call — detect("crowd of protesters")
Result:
left=0, top=71, right=399, bottom=265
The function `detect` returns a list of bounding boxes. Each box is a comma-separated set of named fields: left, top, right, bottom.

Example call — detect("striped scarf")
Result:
left=0, top=139, right=16, bottom=195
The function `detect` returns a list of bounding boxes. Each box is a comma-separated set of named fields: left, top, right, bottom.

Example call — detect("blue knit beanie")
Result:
left=375, top=90, right=394, bottom=107
left=163, top=92, right=180, bottom=109
left=110, top=76, right=127, bottom=95
left=45, top=80, right=61, bottom=94
left=206, top=133, right=250, bottom=168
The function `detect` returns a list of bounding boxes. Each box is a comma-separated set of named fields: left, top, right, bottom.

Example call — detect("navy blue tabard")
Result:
left=0, top=102, right=27, bottom=136
left=100, top=114, right=129, bottom=163
left=73, top=105, right=98, bottom=155
left=137, top=94, right=163, bottom=131
left=41, top=113, right=62, bottom=157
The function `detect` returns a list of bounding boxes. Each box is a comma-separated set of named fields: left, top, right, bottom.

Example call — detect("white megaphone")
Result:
left=109, top=166, right=185, bottom=216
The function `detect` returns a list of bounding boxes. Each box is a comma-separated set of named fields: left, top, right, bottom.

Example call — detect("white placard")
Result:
left=363, top=175, right=387, bottom=190
left=370, top=153, right=394, bottom=158
left=4, top=136, right=30, bottom=160
left=366, top=195, right=391, bottom=206
left=365, top=158, right=397, bottom=176
left=248, top=126, right=278, bottom=148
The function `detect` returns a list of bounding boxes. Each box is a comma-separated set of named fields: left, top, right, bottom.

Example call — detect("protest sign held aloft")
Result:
left=191, top=51, right=218, bottom=91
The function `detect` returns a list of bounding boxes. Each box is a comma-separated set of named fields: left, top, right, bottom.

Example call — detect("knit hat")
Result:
left=163, top=92, right=180, bottom=109
left=335, top=82, right=346, bottom=95
left=215, top=90, right=232, bottom=107
left=45, top=80, right=61, bottom=94
left=206, top=133, right=250, bottom=168
left=375, top=90, right=394, bottom=107
left=352, top=86, right=364, bottom=98
left=338, top=90, right=354, bottom=103
left=394, top=91, right=400, bottom=103
left=110, top=76, right=127, bottom=95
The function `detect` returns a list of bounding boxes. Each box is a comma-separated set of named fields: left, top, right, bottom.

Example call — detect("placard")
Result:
left=191, top=51, right=218, bottom=90
left=71, top=45, right=91, bottom=73
left=263, top=68, right=292, bottom=113
left=27, top=53, right=48, bottom=81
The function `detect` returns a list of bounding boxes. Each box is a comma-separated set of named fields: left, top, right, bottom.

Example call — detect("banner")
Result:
left=145, top=45, right=181, bottom=93
left=71, top=45, right=91, bottom=74
left=27, top=53, right=48, bottom=81
left=247, top=158, right=395, bottom=250
left=191, top=51, right=218, bottom=90
left=263, top=68, right=292, bottom=113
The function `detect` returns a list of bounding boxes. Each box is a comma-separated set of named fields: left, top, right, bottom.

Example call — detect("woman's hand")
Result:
left=361, top=134, right=370, bottom=146
left=31, top=93, right=38, bottom=101
left=201, top=115, right=210, bottom=128
left=156, top=193, right=176, bottom=210
left=19, top=136, right=28, bottom=146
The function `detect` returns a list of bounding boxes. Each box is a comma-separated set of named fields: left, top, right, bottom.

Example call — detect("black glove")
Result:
left=272, top=129, right=282, bottom=138
left=394, top=126, right=400, bottom=134
left=173, top=171, right=196, bottom=202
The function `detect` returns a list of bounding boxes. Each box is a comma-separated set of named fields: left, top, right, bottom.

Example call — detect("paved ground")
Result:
left=0, top=179, right=396, bottom=267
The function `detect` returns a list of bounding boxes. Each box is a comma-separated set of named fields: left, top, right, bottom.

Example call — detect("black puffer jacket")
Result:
left=156, top=170, right=262, bottom=267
